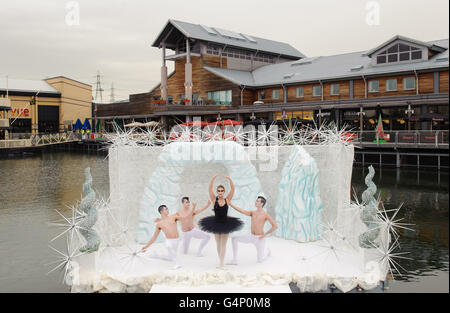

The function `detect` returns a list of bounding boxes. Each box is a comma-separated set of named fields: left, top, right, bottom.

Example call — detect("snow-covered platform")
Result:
left=150, top=284, right=292, bottom=293
left=71, top=236, right=383, bottom=293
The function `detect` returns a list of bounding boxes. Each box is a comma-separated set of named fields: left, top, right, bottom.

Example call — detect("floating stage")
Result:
left=71, top=235, right=385, bottom=293
left=49, top=126, right=406, bottom=293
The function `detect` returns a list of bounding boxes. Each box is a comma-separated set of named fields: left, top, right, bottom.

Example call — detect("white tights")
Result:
left=148, top=238, right=180, bottom=268
left=183, top=228, right=210, bottom=256
left=231, top=234, right=270, bottom=263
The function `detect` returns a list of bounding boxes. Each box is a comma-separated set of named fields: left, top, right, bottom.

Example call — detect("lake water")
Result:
left=0, top=152, right=448, bottom=292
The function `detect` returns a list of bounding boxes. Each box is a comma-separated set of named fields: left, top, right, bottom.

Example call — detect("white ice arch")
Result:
left=136, top=141, right=323, bottom=244
left=136, top=141, right=263, bottom=243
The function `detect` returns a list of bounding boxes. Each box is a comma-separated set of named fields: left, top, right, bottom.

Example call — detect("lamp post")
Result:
left=357, top=107, right=366, bottom=133
left=405, top=104, right=414, bottom=131
left=316, top=109, right=325, bottom=127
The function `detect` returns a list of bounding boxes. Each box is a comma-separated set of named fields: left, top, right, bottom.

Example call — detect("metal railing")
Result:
left=154, top=99, right=231, bottom=106
left=347, top=130, right=449, bottom=147
left=2, top=131, right=79, bottom=147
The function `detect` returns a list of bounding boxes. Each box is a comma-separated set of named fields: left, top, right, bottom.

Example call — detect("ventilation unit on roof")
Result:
left=213, top=27, right=246, bottom=41
left=350, top=65, right=364, bottom=72
left=200, top=24, right=218, bottom=35
left=435, top=57, right=449, bottom=62
left=240, top=33, right=257, bottom=43
left=283, top=73, right=294, bottom=79
left=291, top=60, right=311, bottom=66
left=291, top=56, right=319, bottom=66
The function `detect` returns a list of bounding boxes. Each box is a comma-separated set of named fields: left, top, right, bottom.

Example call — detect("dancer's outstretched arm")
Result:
left=229, top=202, right=252, bottom=216
left=141, top=227, right=161, bottom=252
left=225, top=176, right=235, bottom=202
left=173, top=212, right=182, bottom=221
left=193, top=200, right=211, bottom=215
left=209, top=174, right=220, bottom=203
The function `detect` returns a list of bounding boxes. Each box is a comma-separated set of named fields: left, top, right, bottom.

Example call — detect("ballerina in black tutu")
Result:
left=199, top=174, right=243, bottom=269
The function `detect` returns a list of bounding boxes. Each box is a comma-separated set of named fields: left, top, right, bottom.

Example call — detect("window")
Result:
left=376, top=43, right=424, bottom=65
left=368, top=80, right=379, bottom=93
left=377, top=55, right=386, bottom=64
left=206, top=44, right=221, bottom=56
left=411, top=50, right=422, bottom=60
left=386, top=79, right=397, bottom=91
left=272, top=89, right=280, bottom=99
left=312, top=85, right=322, bottom=97
left=403, top=77, right=416, bottom=90
left=258, top=90, right=265, bottom=100
left=296, top=87, right=304, bottom=98
left=206, top=90, right=232, bottom=105
left=330, top=84, right=340, bottom=95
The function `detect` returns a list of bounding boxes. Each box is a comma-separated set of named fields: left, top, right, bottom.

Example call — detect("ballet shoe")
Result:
left=226, top=260, right=238, bottom=265
left=216, top=265, right=227, bottom=270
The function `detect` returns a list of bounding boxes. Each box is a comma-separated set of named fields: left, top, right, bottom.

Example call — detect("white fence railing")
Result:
left=1, top=131, right=78, bottom=148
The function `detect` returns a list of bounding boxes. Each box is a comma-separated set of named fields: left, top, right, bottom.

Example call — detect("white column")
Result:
left=161, top=43, right=168, bottom=102
left=184, top=39, right=193, bottom=105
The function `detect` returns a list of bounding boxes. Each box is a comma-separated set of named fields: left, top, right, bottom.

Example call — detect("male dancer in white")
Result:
left=178, top=197, right=211, bottom=257
left=227, top=196, right=278, bottom=264
left=141, top=205, right=182, bottom=269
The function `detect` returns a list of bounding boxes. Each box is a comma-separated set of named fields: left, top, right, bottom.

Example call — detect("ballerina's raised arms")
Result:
left=200, top=174, right=242, bottom=269
left=208, top=173, right=235, bottom=205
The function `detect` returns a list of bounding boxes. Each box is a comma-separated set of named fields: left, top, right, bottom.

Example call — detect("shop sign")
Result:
left=11, top=108, right=30, bottom=117
left=343, top=111, right=360, bottom=118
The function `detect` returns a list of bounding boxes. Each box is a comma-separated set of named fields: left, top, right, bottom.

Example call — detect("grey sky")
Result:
left=0, top=0, right=448, bottom=102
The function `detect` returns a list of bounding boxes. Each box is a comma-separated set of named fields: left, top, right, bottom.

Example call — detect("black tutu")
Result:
left=199, top=216, right=244, bottom=234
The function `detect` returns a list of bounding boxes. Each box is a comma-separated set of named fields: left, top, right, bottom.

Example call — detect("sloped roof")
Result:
left=0, top=77, right=60, bottom=94
left=203, top=67, right=255, bottom=86
left=152, top=19, right=305, bottom=59
left=204, top=38, right=449, bottom=87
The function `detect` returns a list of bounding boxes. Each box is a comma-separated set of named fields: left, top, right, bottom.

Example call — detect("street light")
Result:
left=357, top=107, right=366, bottom=132
left=316, top=109, right=325, bottom=126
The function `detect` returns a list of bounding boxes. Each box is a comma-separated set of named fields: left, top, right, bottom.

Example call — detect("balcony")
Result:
left=0, top=119, right=9, bottom=128
left=154, top=103, right=232, bottom=114
left=346, top=130, right=449, bottom=149
left=0, top=98, right=11, bottom=110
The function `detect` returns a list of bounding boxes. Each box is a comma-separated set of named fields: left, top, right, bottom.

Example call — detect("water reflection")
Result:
left=352, top=166, right=449, bottom=288
left=0, top=152, right=109, bottom=292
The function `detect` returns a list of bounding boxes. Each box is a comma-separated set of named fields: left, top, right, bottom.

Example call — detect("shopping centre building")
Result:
left=0, top=76, right=92, bottom=139
left=97, top=19, right=448, bottom=131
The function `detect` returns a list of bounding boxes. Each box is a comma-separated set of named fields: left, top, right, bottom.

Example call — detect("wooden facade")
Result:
left=96, top=24, right=448, bottom=132
left=440, top=71, right=449, bottom=93
left=97, top=92, right=153, bottom=117
left=149, top=55, right=244, bottom=107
